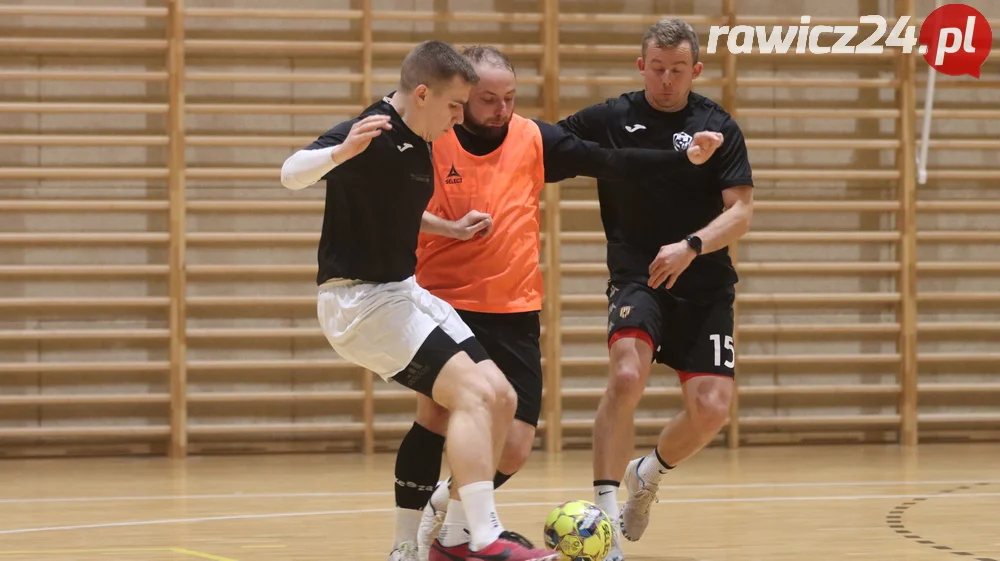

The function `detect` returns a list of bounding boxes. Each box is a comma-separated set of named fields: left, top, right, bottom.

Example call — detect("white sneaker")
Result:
left=604, top=525, right=625, bottom=561
left=389, top=541, right=419, bottom=561
left=416, top=494, right=447, bottom=561
left=619, top=457, right=660, bottom=541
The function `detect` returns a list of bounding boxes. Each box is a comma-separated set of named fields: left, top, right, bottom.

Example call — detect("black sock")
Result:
left=394, top=422, right=445, bottom=510
left=493, top=470, right=514, bottom=489
left=593, top=479, right=621, bottom=487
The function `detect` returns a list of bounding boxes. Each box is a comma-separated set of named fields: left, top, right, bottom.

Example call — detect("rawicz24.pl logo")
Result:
left=705, top=3, right=993, bottom=78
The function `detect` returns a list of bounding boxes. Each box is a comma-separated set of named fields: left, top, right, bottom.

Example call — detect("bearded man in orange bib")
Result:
left=386, top=45, right=724, bottom=561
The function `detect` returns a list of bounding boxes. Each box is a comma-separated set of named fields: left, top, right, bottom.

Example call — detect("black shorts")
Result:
left=606, top=281, right=736, bottom=379
left=394, top=327, right=489, bottom=399
left=457, top=309, right=543, bottom=427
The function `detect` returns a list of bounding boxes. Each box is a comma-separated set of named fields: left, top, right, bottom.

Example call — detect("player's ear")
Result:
left=413, top=84, right=428, bottom=106
left=692, top=61, right=704, bottom=79
left=636, top=56, right=646, bottom=73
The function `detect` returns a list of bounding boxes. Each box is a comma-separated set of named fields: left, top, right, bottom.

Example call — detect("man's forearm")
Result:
left=693, top=200, right=752, bottom=254
left=420, top=211, right=458, bottom=238
left=586, top=146, right=690, bottom=181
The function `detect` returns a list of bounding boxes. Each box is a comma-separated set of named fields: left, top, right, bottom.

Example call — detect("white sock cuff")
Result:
left=457, top=480, right=494, bottom=499
left=438, top=499, right=470, bottom=547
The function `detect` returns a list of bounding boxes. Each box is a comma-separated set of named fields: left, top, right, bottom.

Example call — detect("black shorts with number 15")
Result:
left=606, top=281, right=736, bottom=378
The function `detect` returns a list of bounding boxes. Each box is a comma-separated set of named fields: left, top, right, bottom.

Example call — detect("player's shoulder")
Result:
left=574, top=91, right=644, bottom=128
left=615, top=90, right=646, bottom=107
left=688, top=92, right=741, bottom=131
left=330, top=95, right=396, bottom=132
left=359, top=95, right=416, bottom=150
left=514, top=113, right=540, bottom=132
left=607, top=90, right=645, bottom=114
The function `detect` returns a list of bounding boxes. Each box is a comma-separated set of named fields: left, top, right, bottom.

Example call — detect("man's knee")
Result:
left=685, top=376, right=733, bottom=431
left=415, top=393, right=449, bottom=435
left=499, top=420, right=535, bottom=472
left=432, top=351, right=496, bottom=412
left=606, top=340, right=652, bottom=407
left=608, top=367, right=644, bottom=407
left=482, top=362, right=517, bottom=419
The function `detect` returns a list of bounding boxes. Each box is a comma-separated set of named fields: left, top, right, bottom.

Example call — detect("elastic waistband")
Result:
left=318, top=278, right=368, bottom=290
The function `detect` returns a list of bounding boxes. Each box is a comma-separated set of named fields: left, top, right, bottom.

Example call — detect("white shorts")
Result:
left=317, top=276, right=476, bottom=383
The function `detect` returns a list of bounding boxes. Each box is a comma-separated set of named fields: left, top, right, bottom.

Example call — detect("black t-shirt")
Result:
left=306, top=96, right=434, bottom=285
left=557, top=90, right=753, bottom=297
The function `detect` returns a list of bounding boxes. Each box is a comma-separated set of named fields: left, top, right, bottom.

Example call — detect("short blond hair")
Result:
left=400, top=40, right=480, bottom=93
left=642, top=18, right=700, bottom=64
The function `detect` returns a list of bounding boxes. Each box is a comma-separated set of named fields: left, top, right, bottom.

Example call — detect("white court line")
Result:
left=1, top=491, right=998, bottom=536
left=0, top=479, right=996, bottom=505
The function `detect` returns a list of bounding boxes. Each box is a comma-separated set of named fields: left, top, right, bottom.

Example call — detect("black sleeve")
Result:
left=304, top=118, right=361, bottom=180
left=709, top=116, right=753, bottom=190
left=555, top=101, right=610, bottom=143
left=305, top=118, right=357, bottom=150
left=536, top=120, right=690, bottom=184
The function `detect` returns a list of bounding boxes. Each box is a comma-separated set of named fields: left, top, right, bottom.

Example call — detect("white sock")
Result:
left=637, top=449, right=672, bottom=485
left=457, top=481, right=504, bottom=551
left=594, top=484, right=620, bottom=524
left=436, top=499, right=469, bottom=547
left=430, top=479, right=451, bottom=512
left=393, top=508, right=422, bottom=548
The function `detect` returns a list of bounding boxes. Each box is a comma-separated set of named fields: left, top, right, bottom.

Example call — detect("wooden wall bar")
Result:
left=0, top=1, right=997, bottom=457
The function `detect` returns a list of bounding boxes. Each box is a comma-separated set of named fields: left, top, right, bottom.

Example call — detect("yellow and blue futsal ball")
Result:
left=543, top=500, right=613, bottom=561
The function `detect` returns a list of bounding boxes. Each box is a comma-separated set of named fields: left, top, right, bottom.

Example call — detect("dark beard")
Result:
left=462, top=118, right=509, bottom=140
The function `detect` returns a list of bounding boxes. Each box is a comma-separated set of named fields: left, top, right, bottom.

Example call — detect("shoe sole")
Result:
left=619, top=460, right=643, bottom=542
left=417, top=509, right=445, bottom=561
left=619, top=515, right=640, bottom=542
left=468, top=554, right=559, bottom=561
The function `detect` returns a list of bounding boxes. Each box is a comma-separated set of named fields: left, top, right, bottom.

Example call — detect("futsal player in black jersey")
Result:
left=557, top=19, right=754, bottom=561
left=280, top=40, right=560, bottom=561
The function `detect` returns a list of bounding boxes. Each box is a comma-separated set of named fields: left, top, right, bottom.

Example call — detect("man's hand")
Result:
left=451, top=210, right=494, bottom=240
left=648, top=240, right=697, bottom=289
left=333, top=115, right=392, bottom=164
left=685, top=131, right=724, bottom=165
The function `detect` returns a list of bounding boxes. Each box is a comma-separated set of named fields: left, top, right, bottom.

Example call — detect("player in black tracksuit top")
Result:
left=556, top=18, right=754, bottom=561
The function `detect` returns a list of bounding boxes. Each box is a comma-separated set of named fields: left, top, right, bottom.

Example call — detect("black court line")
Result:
left=886, top=482, right=995, bottom=561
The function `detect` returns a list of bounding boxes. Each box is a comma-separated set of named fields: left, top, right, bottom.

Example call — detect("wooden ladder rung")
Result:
left=186, top=423, right=365, bottom=436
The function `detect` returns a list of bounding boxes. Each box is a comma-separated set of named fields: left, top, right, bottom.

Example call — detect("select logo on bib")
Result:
left=919, top=3, right=992, bottom=78
left=445, top=164, right=463, bottom=185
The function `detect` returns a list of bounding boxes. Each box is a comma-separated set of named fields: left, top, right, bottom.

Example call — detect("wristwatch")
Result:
left=685, top=234, right=703, bottom=255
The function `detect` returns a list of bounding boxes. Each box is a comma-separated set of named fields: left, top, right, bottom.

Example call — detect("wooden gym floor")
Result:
left=0, top=443, right=997, bottom=561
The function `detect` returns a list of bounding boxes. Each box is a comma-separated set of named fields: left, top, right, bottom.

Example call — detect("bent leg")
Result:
left=593, top=333, right=654, bottom=484
left=451, top=309, right=542, bottom=486
left=392, top=395, right=448, bottom=549
left=496, top=419, right=535, bottom=478
left=656, top=374, right=732, bottom=465
left=620, top=292, right=736, bottom=544
left=654, top=292, right=736, bottom=466
left=427, top=349, right=517, bottom=552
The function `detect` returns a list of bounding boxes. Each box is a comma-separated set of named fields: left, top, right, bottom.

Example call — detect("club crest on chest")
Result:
left=673, top=131, right=693, bottom=152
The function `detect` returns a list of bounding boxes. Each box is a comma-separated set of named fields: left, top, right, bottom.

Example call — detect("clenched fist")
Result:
left=685, top=131, right=724, bottom=165
left=452, top=210, right=494, bottom=240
